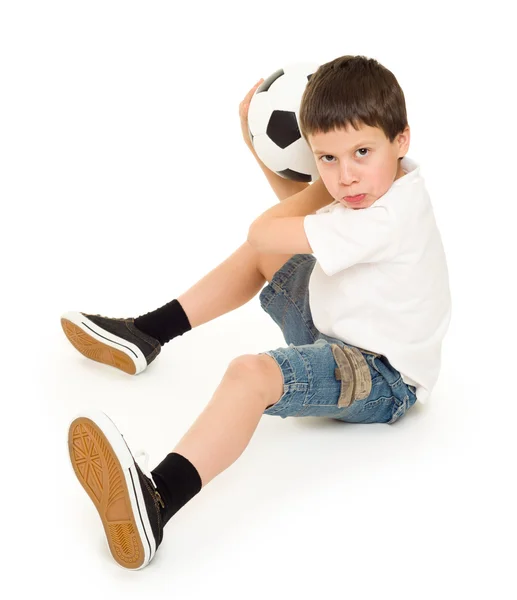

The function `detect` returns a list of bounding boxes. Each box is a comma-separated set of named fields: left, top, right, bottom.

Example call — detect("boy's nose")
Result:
left=339, top=169, right=359, bottom=186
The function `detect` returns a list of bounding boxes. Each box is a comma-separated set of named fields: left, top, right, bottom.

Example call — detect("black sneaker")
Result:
left=68, top=409, right=165, bottom=570
left=61, top=311, right=161, bottom=375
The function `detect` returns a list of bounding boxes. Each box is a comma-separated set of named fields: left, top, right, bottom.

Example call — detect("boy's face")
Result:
left=308, top=123, right=410, bottom=210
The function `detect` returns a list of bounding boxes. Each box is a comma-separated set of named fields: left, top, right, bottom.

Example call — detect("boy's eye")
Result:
left=319, top=148, right=370, bottom=163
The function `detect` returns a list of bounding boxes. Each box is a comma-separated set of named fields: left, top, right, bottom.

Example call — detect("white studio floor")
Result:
left=28, top=300, right=512, bottom=598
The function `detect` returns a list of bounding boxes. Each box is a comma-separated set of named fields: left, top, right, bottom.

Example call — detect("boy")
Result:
left=62, top=55, right=452, bottom=570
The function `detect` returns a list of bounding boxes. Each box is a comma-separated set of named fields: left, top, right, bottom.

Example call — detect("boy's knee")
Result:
left=226, top=354, right=277, bottom=380
left=226, top=354, right=284, bottom=403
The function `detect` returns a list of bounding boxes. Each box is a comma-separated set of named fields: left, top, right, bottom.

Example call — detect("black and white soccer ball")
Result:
left=247, top=62, right=320, bottom=182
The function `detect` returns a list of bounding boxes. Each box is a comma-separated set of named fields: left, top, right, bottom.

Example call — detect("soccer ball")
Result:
left=247, top=62, right=321, bottom=182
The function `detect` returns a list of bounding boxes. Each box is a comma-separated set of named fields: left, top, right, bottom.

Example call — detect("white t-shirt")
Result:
left=303, top=156, right=451, bottom=405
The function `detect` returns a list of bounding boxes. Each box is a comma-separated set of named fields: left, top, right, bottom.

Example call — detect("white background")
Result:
left=1, top=1, right=516, bottom=598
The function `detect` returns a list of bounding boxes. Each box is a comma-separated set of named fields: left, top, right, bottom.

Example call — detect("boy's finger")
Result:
left=248, top=80, right=263, bottom=98
left=243, top=78, right=264, bottom=105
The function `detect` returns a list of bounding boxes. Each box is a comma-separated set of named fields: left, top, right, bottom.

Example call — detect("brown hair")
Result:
left=299, top=55, right=408, bottom=150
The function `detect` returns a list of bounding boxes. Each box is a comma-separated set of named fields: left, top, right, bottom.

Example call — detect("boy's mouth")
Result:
left=343, top=194, right=366, bottom=203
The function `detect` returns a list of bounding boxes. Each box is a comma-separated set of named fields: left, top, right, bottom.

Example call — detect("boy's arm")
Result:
left=247, top=177, right=335, bottom=254
left=250, top=176, right=334, bottom=221
left=248, top=143, right=310, bottom=202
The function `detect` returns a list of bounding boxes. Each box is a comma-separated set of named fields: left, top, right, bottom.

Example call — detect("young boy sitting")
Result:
left=62, top=54, right=452, bottom=570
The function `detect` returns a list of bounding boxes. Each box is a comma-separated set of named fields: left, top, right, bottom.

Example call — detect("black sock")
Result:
left=151, top=452, right=203, bottom=527
left=134, top=299, right=192, bottom=346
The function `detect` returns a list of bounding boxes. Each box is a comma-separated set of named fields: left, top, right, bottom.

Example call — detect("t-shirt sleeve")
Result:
left=303, top=204, right=395, bottom=276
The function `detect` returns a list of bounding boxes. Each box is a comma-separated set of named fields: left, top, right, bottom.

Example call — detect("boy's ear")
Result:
left=397, top=126, right=410, bottom=156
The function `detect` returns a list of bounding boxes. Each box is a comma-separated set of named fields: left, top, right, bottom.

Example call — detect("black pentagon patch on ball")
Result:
left=247, top=124, right=254, bottom=144
left=277, top=168, right=312, bottom=183
left=257, top=69, right=284, bottom=93
left=267, top=110, right=301, bottom=149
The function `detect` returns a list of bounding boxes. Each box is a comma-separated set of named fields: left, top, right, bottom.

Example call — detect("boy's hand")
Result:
left=239, top=78, right=264, bottom=149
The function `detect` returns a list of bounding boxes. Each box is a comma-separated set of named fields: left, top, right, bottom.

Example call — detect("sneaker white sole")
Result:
left=61, top=311, right=147, bottom=375
left=67, top=409, right=158, bottom=570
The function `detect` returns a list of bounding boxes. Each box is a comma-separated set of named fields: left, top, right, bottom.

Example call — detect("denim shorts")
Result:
left=258, top=254, right=417, bottom=424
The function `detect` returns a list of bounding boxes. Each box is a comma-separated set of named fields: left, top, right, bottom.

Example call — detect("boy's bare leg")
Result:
left=177, top=241, right=294, bottom=329
left=172, top=354, right=283, bottom=486
left=60, top=181, right=322, bottom=373
left=177, top=179, right=331, bottom=330
left=66, top=353, right=283, bottom=569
